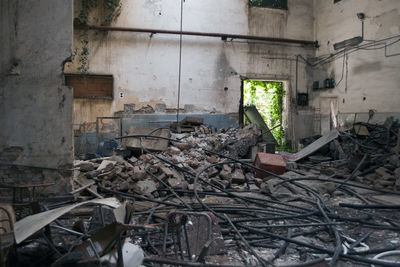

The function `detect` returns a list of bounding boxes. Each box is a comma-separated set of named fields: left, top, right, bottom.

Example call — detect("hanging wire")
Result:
left=176, top=0, right=184, bottom=123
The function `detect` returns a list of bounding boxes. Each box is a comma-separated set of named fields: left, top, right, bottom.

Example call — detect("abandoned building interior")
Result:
left=1, top=0, right=400, bottom=266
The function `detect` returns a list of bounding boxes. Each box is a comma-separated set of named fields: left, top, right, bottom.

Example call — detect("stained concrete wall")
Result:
left=0, top=0, right=73, bottom=194
left=312, top=0, right=400, bottom=130
left=66, top=0, right=316, bottom=144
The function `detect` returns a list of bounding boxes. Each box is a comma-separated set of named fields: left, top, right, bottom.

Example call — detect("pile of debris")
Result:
left=1, top=119, right=400, bottom=266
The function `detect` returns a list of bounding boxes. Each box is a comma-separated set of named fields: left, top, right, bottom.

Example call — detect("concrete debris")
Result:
left=97, top=160, right=117, bottom=171
left=5, top=121, right=400, bottom=266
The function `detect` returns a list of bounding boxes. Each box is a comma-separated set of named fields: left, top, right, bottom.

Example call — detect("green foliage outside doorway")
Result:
left=243, top=80, right=286, bottom=147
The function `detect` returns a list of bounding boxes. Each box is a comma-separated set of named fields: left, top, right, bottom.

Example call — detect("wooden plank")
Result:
left=244, top=106, right=277, bottom=144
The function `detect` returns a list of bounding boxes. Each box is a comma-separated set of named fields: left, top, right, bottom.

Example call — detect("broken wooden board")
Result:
left=244, top=105, right=277, bottom=144
left=123, top=128, right=170, bottom=152
left=282, top=129, right=339, bottom=162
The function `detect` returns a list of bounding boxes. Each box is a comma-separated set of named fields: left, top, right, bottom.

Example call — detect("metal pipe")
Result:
left=78, top=25, right=318, bottom=46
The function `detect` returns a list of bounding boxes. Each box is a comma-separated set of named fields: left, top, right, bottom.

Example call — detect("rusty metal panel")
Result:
left=65, top=74, right=113, bottom=99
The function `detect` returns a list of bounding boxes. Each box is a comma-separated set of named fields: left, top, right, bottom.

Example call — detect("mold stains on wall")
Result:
left=0, top=146, right=23, bottom=162
left=214, top=51, right=236, bottom=89
left=143, top=0, right=163, bottom=15
left=247, top=6, right=286, bottom=37
left=371, top=8, right=400, bottom=38
left=352, top=61, right=382, bottom=75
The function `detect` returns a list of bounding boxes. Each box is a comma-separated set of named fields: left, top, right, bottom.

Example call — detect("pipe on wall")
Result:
left=78, top=25, right=318, bottom=47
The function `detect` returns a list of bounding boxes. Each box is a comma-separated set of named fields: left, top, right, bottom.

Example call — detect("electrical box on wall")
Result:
left=312, top=78, right=335, bottom=91
left=297, top=93, right=309, bottom=106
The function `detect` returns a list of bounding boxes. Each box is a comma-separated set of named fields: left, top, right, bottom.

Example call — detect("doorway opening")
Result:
left=241, top=80, right=287, bottom=148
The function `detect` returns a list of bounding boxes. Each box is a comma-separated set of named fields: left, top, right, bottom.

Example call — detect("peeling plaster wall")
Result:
left=66, top=0, right=316, bottom=142
left=0, top=0, right=73, bottom=194
left=313, top=0, right=400, bottom=129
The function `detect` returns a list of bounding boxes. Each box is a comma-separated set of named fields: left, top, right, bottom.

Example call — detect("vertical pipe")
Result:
left=295, top=55, right=299, bottom=106
left=176, top=0, right=184, bottom=122
left=239, top=80, right=244, bottom=126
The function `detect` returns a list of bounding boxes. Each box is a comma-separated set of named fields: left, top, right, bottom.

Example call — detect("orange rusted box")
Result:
left=254, top=153, right=286, bottom=178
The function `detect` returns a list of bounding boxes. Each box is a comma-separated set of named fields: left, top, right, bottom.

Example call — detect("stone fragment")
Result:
left=231, top=169, right=245, bottom=183
left=160, top=166, right=174, bottom=177
left=97, top=160, right=117, bottom=172
left=248, top=184, right=259, bottom=190
left=171, top=155, right=186, bottom=164
left=207, top=156, right=219, bottom=164
left=128, top=156, right=138, bottom=165
left=135, top=179, right=158, bottom=194
left=187, top=159, right=200, bottom=168
left=172, top=142, right=193, bottom=151
left=207, top=167, right=219, bottom=177
left=213, top=140, right=224, bottom=152
left=220, top=170, right=231, bottom=182
left=148, top=165, right=159, bottom=174
left=132, top=166, right=147, bottom=180
left=222, top=165, right=232, bottom=173
left=375, top=167, right=393, bottom=180
left=139, top=154, right=152, bottom=163
left=119, top=181, right=134, bottom=191
left=167, top=178, right=188, bottom=189
left=235, top=124, right=262, bottom=139
left=254, top=178, right=263, bottom=188
left=86, top=170, right=101, bottom=179
left=188, top=183, right=202, bottom=191
left=79, top=161, right=95, bottom=172
left=167, top=146, right=181, bottom=155
left=211, top=178, right=229, bottom=189
left=261, top=179, right=292, bottom=199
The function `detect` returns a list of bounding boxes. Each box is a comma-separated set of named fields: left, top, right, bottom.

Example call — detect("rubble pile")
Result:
left=2, top=120, right=400, bottom=266
left=74, top=124, right=263, bottom=198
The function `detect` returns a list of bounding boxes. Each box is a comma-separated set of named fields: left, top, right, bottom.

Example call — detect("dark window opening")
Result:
left=334, top=0, right=343, bottom=3
left=65, top=74, right=113, bottom=100
left=249, top=0, right=288, bottom=10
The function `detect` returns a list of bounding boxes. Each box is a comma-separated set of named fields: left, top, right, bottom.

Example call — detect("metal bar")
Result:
left=333, top=153, right=367, bottom=192
left=348, top=232, right=371, bottom=250
left=70, top=181, right=95, bottom=194
left=339, top=203, right=400, bottom=210
left=224, top=214, right=268, bottom=267
left=78, top=25, right=317, bottom=46
left=116, top=233, right=124, bottom=267
left=144, top=257, right=248, bottom=267
left=176, top=0, right=184, bottom=123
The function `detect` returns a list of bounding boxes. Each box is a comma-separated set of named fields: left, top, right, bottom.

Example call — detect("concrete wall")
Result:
left=66, top=0, right=316, bottom=143
left=312, top=0, right=400, bottom=130
left=0, top=0, right=73, bottom=195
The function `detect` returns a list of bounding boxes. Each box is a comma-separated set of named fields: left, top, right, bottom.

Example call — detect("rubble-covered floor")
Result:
left=2, top=121, right=400, bottom=266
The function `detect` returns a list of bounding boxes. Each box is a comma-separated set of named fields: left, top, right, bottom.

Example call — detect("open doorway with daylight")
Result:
left=241, top=80, right=287, bottom=150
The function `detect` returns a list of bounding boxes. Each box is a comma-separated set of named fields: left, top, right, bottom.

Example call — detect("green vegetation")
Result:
left=74, top=0, right=122, bottom=73
left=243, top=80, right=286, bottom=148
